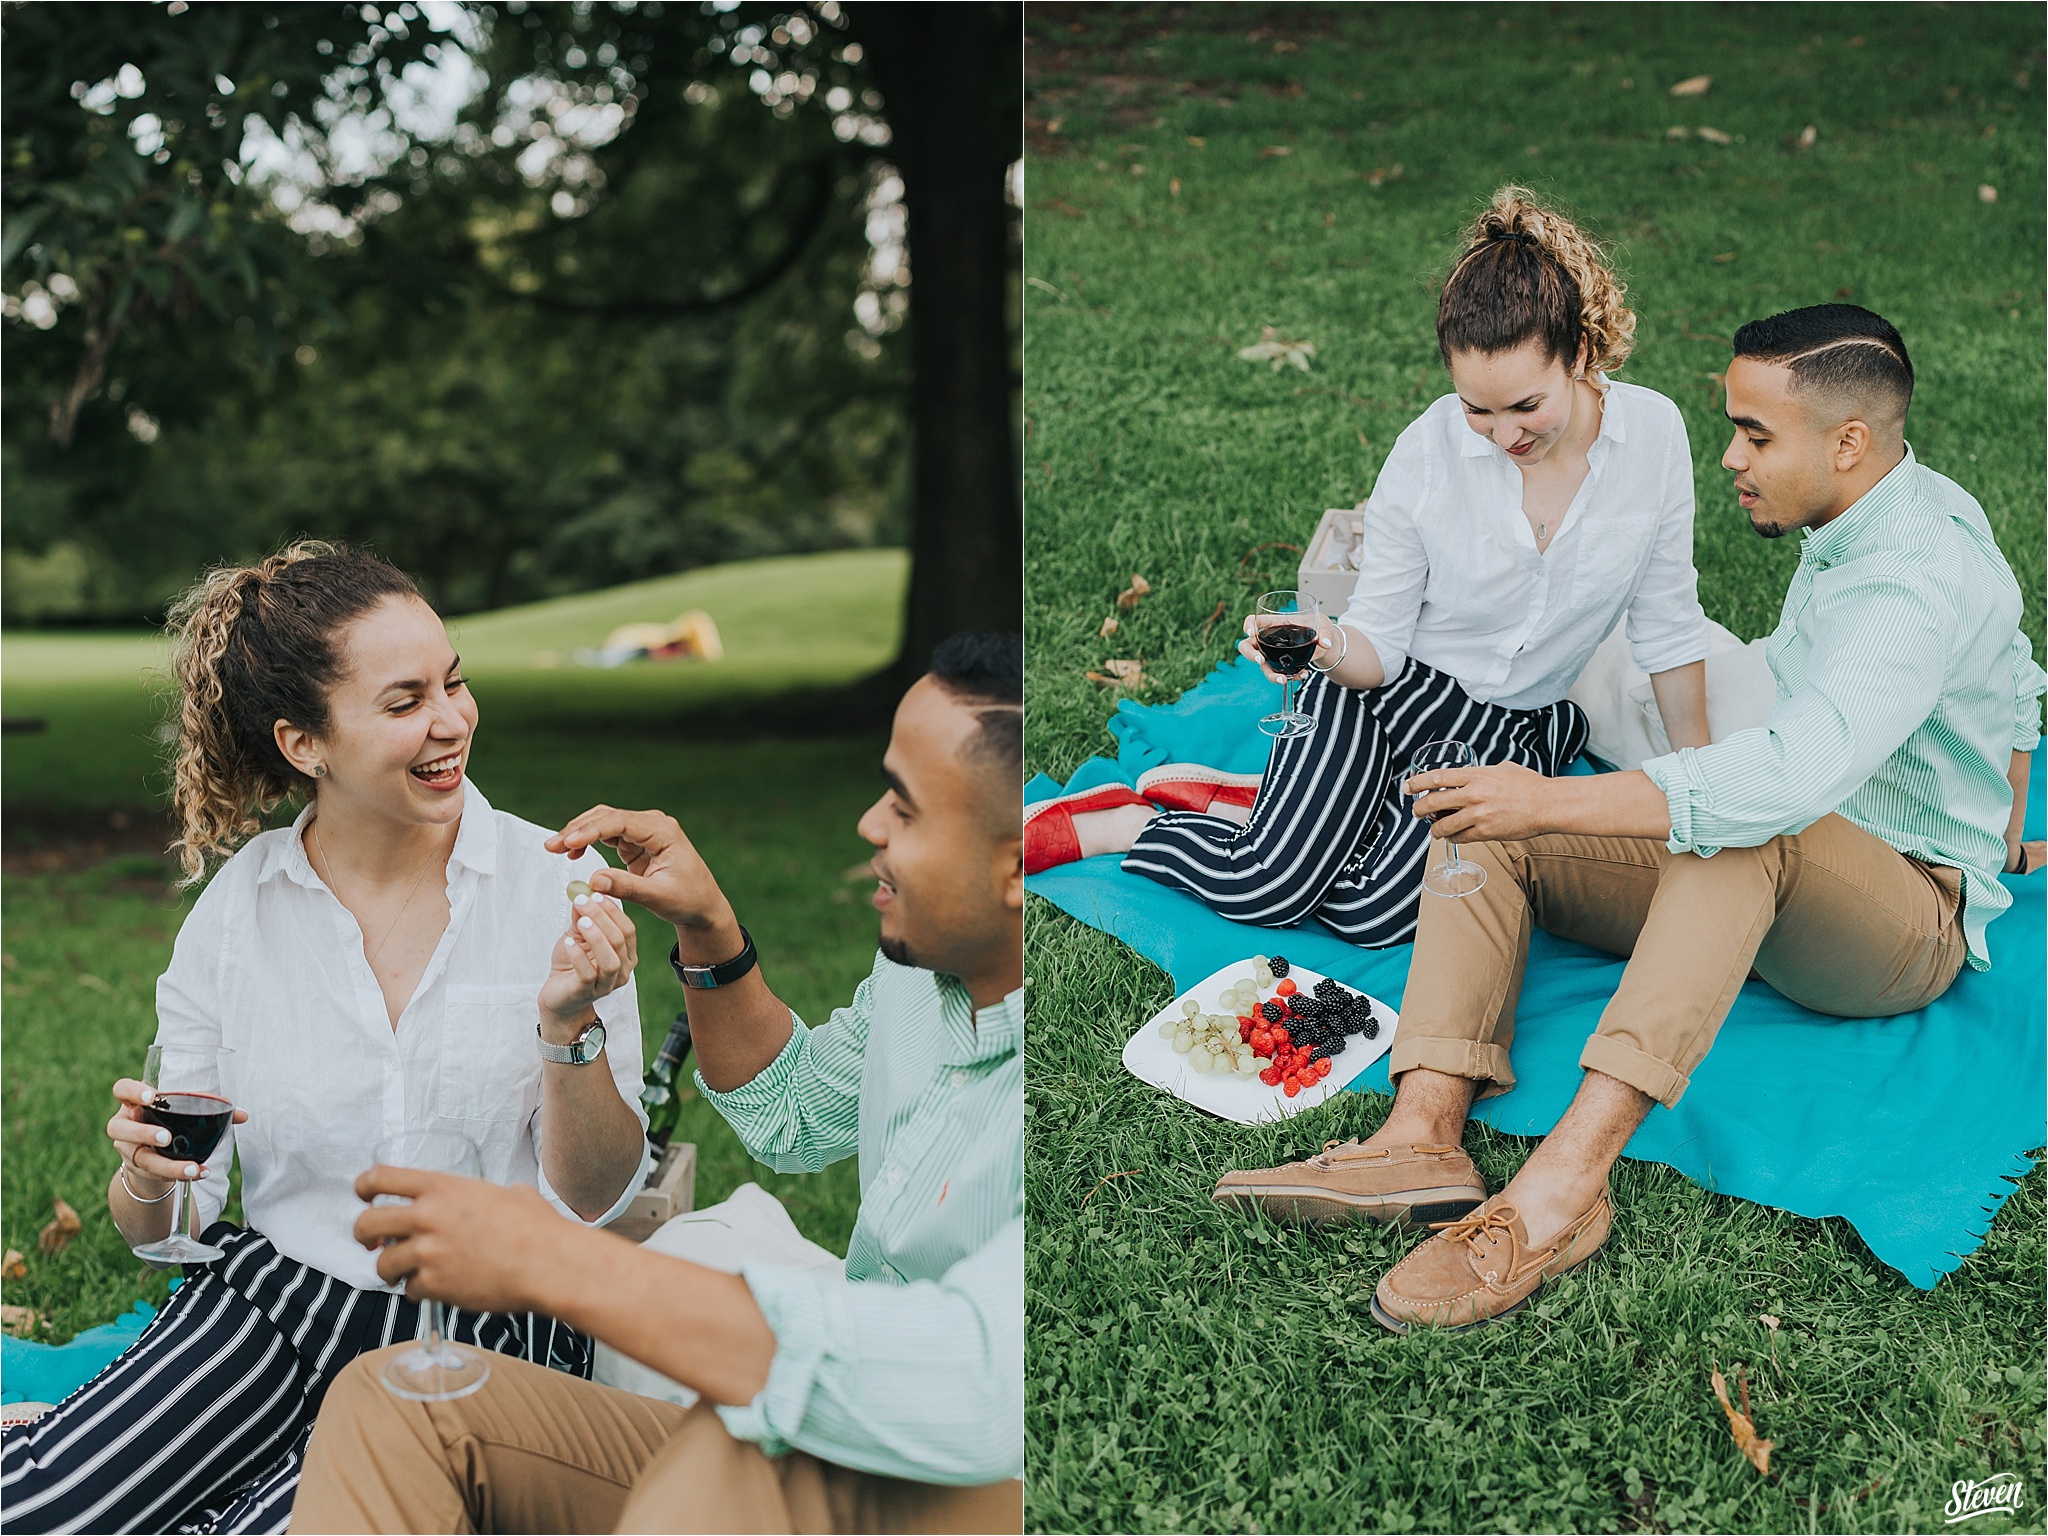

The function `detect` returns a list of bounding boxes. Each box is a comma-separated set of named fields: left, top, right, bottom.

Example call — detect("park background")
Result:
left=1022, top=3, right=2043, bottom=1533
left=1, top=0, right=1019, bottom=1362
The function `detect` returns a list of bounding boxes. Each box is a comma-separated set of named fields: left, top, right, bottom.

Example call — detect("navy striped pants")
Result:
left=1124, top=661, right=1589, bottom=948
left=0, top=1226, right=590, bottom=1534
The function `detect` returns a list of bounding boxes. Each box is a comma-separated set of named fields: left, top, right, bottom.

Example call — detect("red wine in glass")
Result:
left=1253, top=591, right=1321, bottom=739
left=140, top=1094, right=233, bottom=1165
left=1255, top=623, right=1320, bottom=678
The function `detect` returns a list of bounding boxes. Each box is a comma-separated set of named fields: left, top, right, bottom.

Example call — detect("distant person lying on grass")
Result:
left=1026, top=185, right=1714, bottom=948
left=288, top=634, right=1025, bottom=1536
left=1215, top=305, right=2048, bottom=1333
left=0, top=543, right=652, bottom=1534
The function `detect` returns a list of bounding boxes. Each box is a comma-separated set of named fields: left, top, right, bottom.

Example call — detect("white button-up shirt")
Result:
left=159, top=781, right=650, bottom=1292
left=1341, top=379, right=1710, bottom=710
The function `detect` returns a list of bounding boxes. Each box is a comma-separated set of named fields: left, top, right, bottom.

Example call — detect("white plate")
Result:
left=1120, top=956, right=1398, bottom=1125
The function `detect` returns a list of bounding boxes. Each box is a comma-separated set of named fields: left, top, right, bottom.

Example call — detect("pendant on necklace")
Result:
left=1537, top=521, right=1549, bottom=544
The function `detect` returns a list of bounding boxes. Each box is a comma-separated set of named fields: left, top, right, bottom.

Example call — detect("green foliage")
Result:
left=1024, top=4, right=2045, bottom=1530
left=3, top=2, right=908, bottom=621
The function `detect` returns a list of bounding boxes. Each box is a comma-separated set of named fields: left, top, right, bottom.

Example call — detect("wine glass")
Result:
left=131, top=1043, right=236, bottom=1266
left=1252, top=590, right=1322, bottom=739
left=374, top=1129, right=492, bottom=1402
left=1406, top=739, right=1488, bottom=898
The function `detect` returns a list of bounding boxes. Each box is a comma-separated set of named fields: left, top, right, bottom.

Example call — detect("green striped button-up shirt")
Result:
left=697, top=954, right=1023, bottom=1483
left=1643, top=447, right=2045, bottom=969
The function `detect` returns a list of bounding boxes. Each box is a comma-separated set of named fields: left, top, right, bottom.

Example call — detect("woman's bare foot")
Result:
left=1071, top=802, right=1158, bottom=858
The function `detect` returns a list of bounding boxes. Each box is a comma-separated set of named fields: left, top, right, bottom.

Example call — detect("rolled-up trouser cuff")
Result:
left=1580, top=1033, right=1691, bottom=1110
left=1388, top=1036, right=1516, bottom=1101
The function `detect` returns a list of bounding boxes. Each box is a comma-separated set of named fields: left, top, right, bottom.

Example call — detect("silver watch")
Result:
left=537, top=1017, right=607, bottom=1066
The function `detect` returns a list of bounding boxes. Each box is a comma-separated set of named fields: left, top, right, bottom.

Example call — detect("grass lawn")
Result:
left=1, top=548, right=906, bottom=1345
left=1023, top=5, right=2044, bottom=1532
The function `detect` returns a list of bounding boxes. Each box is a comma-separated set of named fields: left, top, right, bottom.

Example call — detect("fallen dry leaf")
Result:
left=78, top=974, right=115, bottom=996
left=1259, top=144, right=1292, bottom=158
left=1087, top=659, right=1150, bottom=690
left=1711, top=1367, right=1775, bottom=1476
left=1712, top=251, right=1739, bottom=264
left=38, top=1199, right=81, bottom=1257
left=1758, top=1314, right=1780, bottom=1331
left=0, top=1306, right=42, bottom=1338
left=1791, top=124, right=1818, bottom=150
left=1666, top=125, right=1692, bottom=140
left=1237, top=326, right=1316, bottom=373
left=1360, top=164, right=1403, bottom=186
left=1670, top=74, right=1713, bottom=97
left=1116, top=573, right=1152, bottom=610
left=1271, top=39, right=1298, bottom=53
left=1037, top=198, right=1088, bottom=219
left=2, top=1250, right=24, bottom=1281
left=1187, top=135, right=1207, bottom=148
left=1169, top=177, right=1182, bottom=198
left=1099, top=614, right=1119, bottom=637
left=1695, top=126, right=1733, bottom=145
left=1978, top=184, right=1998, bottom=203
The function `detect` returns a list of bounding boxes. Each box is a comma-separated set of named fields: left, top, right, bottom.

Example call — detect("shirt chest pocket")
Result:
left=435, top=985, right=544, bottom=1124
left=1569, top=514, right=1656, bottom=610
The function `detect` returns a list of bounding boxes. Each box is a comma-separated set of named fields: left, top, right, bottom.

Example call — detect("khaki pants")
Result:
left=1389, top=814, right=1969, bottom=1109
left=289, top=1346, right=1022, bottom=1535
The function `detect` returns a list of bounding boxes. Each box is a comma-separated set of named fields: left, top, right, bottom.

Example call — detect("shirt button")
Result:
left=952, top=1069, right=971, bottom=1087
left=887, top=1166, right=903, bottom=1186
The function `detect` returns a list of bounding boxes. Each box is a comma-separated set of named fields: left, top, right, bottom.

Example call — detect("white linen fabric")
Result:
left=158, top=780, right=651, bottom=1292
left=593, top=1183, right=842, bottom=1408
left=1567, top=618, right=1777, bottom=772
left=1340, top=378, right=1711, bottom=710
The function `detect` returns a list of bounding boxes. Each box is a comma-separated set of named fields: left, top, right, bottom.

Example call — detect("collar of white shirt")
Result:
left=1453, top=369, right=1628, bottom=460
left=258, top=779, right=501, bottom=891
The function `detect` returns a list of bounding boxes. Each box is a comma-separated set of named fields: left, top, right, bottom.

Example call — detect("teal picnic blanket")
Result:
left=1, top=1297, right=161, bottom=1405
left=1027, top=653, right=2047, bottom=1289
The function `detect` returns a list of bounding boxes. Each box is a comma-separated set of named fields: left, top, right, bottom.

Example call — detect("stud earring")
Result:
left=312, top=765, right=327, bottom=778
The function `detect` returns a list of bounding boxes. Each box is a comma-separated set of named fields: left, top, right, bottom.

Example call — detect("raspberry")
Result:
left=1282, top=1073, right=1299, bottom=1094
left=1238, top=1019, right=1254, bottom=1042
left=1259, top=1065, right=1282, bottom=1087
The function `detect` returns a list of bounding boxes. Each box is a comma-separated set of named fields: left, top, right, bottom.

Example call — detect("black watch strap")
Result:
left=670, top=926, right=758, bottom=989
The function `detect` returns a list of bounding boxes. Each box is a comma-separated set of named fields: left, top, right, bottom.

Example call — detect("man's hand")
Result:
left=355, top=1167, right=585, bottom=1315
left=1404, top=761, right=1558, bottom=843
left=546, top=806, right=731, bottom=933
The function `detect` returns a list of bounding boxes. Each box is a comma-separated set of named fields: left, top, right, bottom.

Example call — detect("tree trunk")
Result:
left=853, top=4, right=1022, bottom=686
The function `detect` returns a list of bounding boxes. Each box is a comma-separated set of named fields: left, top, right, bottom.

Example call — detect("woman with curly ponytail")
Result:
left=3, top=544, right=653, bottom=1534
left=1047, top=187, right=1713, bottom=955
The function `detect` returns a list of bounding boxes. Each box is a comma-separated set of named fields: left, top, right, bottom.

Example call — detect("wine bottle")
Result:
left=639, top=1010, right=694, bottom=1152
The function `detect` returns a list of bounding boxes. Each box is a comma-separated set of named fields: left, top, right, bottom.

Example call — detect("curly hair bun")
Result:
left=1437, top=185, right=1636, bottom=377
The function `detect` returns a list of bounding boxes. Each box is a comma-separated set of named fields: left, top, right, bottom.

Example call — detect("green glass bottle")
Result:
left=639, top=1010, right=694, bottom=1152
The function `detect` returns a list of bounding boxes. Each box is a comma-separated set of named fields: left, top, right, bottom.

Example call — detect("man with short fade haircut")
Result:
left=1212, top=304, right=2044, bottom=1333
left=290, top=633, right=1023, bottom=1534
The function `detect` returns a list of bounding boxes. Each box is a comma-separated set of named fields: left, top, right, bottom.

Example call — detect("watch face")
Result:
left=579, top=1021, right=606, bottom=1063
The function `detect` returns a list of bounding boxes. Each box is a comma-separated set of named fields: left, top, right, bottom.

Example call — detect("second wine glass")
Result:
left=130, top=1044, right=236, bottom=1267
left=1406, top=739, right=1488, bottom=898
left=1252, top=590, right=1322, bottom=739
left=374, top=1128, right=492, bottom=1402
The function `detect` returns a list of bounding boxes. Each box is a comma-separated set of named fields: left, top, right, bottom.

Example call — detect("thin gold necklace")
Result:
left=309, top=819, right=445, bottom=970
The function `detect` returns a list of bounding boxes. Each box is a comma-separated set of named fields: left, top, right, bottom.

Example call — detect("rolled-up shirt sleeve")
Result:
left=717, top=1216, right=1024, bottom=1485
left=153, top=879, right=234, bottom=1231
left=1643, top=570, right=1947, bottom=854
left=1624, top=422, right=1712, bottom=677
left=2010, top=630, right=2046, bottom=751
left=1339, top=428, right=1431, bottom=684
left=696, top=963, right=874, bottom=1173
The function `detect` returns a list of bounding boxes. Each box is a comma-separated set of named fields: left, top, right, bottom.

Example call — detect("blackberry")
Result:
left=1268, top=955, right=1290, bottom=979
left=1314, top=977, right=1344, bottom=1002
left=1260, top=999, right=1285, bottom=1024
left=1362, top=1019, right=1380, bottom=1040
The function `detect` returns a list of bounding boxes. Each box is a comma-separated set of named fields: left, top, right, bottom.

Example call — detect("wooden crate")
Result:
left=610, top=1141, right=696, bottom=1244
left=1298, top=506, right=1365, bottom=616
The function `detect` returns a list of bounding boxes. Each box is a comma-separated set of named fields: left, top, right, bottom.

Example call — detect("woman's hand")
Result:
left=106, top=1078, right=246, bottom=1193
left=1237, top=613, right=1340, bottom=685
left=539, top=891, right=638, bottom=1027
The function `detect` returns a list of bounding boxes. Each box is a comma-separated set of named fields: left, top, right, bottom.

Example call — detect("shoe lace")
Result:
left=1429, top=1203, right=1536, bottom=1285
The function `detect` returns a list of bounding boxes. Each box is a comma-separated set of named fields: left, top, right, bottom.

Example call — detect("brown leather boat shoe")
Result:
left=1370, top=1190, right=1611, bottom=1334
left=1211, top=1140, right=1488, bottom=1228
